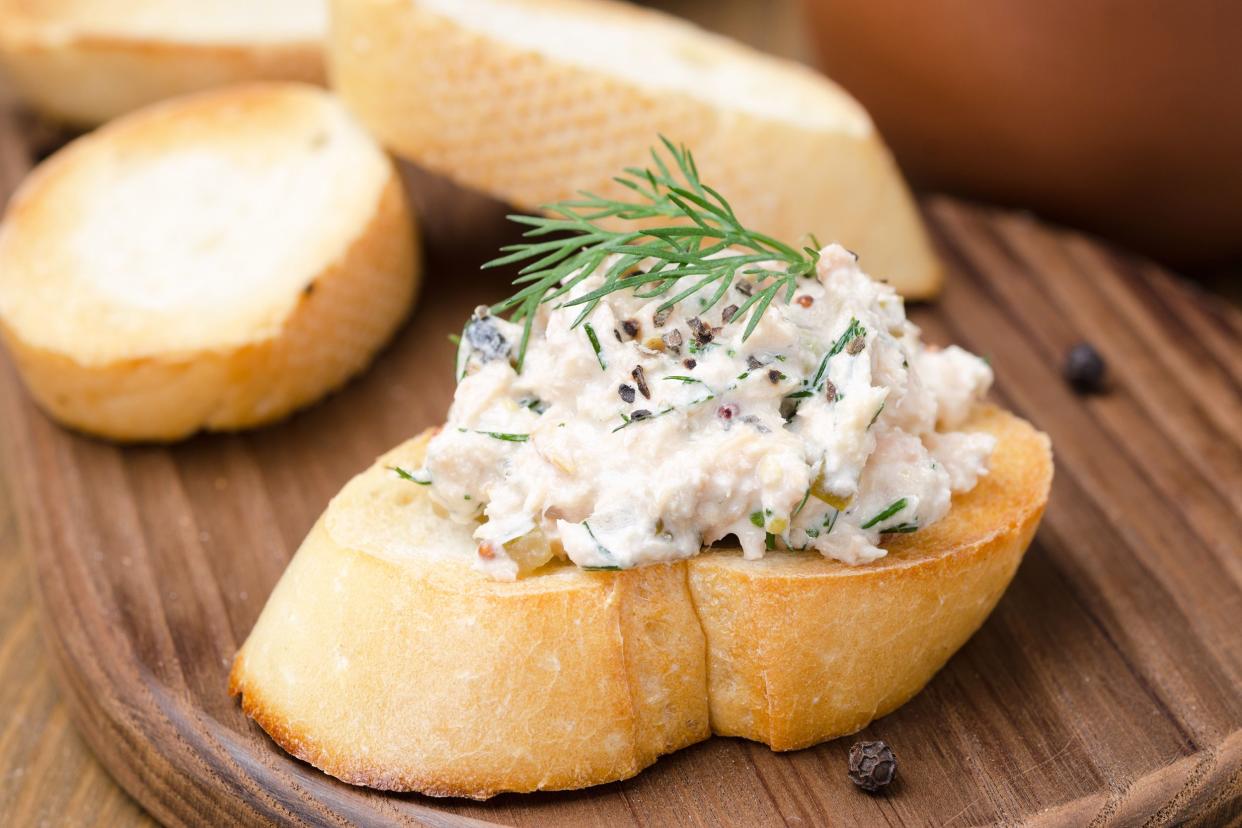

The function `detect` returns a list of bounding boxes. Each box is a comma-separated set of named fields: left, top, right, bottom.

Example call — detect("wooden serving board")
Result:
left=2, top=121, right=1241, bottom=826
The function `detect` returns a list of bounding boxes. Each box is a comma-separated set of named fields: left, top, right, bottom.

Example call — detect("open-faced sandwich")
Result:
left=231, top=141, right=1052, bottom=798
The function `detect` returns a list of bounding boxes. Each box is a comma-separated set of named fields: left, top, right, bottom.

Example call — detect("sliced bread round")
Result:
left=0, top=0, right=327, bottom=125
left=0, top=82, right=419, bottom=442
left=230, top=405, right=1052, bottom=798
left=328, top=0, right=943, bottom=298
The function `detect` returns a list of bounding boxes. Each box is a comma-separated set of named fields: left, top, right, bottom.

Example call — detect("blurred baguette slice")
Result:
left=329, top=0, right=942, bottom=298
left=0, top=83, right=419, bottom=442
left=0, top=0, right=327, bottom=125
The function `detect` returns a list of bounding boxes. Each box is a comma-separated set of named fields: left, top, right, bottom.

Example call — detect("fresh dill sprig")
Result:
left=484, top=136, right=821, bottom=371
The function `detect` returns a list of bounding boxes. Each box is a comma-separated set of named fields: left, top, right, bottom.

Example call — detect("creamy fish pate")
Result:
left=419, top=245, right=995, bottom=580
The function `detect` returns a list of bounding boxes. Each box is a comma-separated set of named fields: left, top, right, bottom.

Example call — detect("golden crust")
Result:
left=0, top=1, right=325, bottom=125
left=231, top=405, right=1052, bottom=797
left=0, top=84, right=420, bottom=442
left=327, top=0, right=943, bottom=298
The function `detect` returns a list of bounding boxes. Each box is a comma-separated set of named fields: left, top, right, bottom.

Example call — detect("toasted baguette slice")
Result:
left=328, top=0, right=942, bottom=298
left=0, top=0, right=327, bottom=125
left=0, top=83, right=419, bottom=442
left=230, top=405, right=1051, bottom=798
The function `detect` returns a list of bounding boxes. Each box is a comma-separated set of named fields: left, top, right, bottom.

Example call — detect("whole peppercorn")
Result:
left=1064, top=342, right=1107, bottom=394
left=848, top=740, right=897, bottom=793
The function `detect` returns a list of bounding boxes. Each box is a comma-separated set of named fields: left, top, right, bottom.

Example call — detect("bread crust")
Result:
left=0, top=83, right=420, bottom=442
left=231, top=405, right=1052, bottom=797
left=0, top=2, right=325, bottom=125
left=327, top=0, right=942, bottom=298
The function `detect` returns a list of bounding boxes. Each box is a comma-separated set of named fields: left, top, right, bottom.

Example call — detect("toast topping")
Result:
left=418, top=145, right=995, bottom=580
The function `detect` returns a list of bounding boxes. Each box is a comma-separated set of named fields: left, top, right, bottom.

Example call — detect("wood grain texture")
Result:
left=0, top=85, right=154, bottom=828
left=1, top=6, right=1241, bottom=826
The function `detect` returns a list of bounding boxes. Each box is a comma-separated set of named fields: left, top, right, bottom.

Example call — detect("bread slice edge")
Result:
left=230, top=404, right=1052, bottom=796
left=0, top=6, right=325, bottom=125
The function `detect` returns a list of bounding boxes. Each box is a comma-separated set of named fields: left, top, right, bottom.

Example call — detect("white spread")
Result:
left=420, top=245, right=995, bottom=580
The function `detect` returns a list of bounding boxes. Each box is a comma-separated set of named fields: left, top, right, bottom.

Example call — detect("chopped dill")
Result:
left=476, top=431, right=530, bottom=442
left=868, top=401, right=886, bottom=429
left=810, top=317, right=865, bottom=390
left=518, top=396, right=547, bottom=413
left=581, top=521, right=621, bottom=569
left=862, top=498, right=908, bottom=529
left=583, top=322, right=606, bottom=370
left=388, top=465, right=431, bottom=485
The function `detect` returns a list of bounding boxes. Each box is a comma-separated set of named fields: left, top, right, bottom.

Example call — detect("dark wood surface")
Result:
left=2, top=6, right=1241, bottom=827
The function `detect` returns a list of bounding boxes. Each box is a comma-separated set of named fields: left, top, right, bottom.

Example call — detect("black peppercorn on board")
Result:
left=2, top=117, right=1240, bottom=828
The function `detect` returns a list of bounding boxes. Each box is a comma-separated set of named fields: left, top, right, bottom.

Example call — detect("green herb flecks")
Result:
left=781, top=317, right=866, bottom=413
left=868, top=401, right=886, bottom=429
left=824, top=509, right=840, bottom=535
left=518, top=396, right=547, bottom=413
left=881, top=522, right=919, bottom=534
left=463, top=430, right=530, bottom=442
left=484, top=138, right=821, bottom=370
left=810, top=317, right=866, bottom=390
left=581, top=521, right=622, bottom=570
left=583, top=322, right=606, bottom=370
left=611, top=406, right=676, bottom=433
left=862, top=498, right=908, bottom=529
left=389, top=465, right=431, bottom=485
left=792, top=489, right=812, bottom=519
left=803, top=503, right=841, bottom=541
left=612, top=381, right=719, bottom=432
